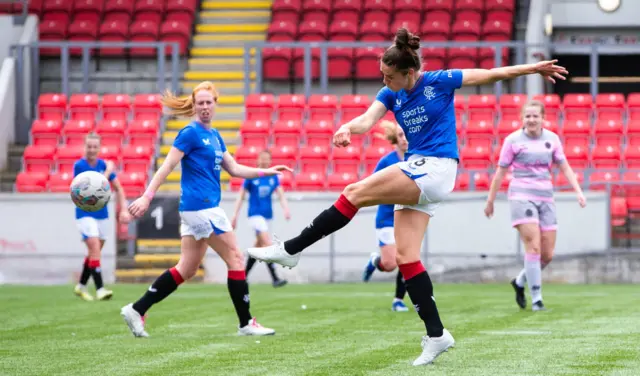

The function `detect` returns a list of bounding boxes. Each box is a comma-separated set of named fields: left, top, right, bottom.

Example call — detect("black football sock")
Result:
left=394, top=271, right=407, bottom=300
left=132, top=267, right=184, bottom=316
left=228, top=270, right=252, bottom=327
left=400, top=261, right=444, bottom=338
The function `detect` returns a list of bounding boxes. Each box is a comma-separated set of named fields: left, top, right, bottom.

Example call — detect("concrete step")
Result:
left=201, top=0, right=273, bottom=10
left=195, top=24, right=269, bottom=34
left=199, top=10, right=271, bottom=24
left=192, top=34, right=265, bottom=47
left=181, top=80, right=254, bottom=95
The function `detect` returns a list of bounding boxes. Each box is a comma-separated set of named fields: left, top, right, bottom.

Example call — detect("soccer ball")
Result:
left=70, top=171, right=111, bottom=212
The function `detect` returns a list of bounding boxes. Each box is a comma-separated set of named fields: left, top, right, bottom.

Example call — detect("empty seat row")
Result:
left=37, top=93, right=163, bottom=122
left=15, top=170, right=147, bottom=197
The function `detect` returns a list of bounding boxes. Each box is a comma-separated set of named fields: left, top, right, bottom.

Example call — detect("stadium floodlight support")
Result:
left=9, top=41, right=181, bottom=145
left=242, top=40, right=640, bottom=100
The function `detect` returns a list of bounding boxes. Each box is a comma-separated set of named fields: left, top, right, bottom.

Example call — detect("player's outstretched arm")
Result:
left=128, top=147, right=184, bottom=218
left=276, top=186, right=291, bottom=220
left=334, top=101, right=388, bottom=147
left=110, top=177, right=132, bottom=223
left=461, top=60, right=569, bottom=86
left=558, top=161, right=587, bottom=207
left=221, top=152, right=293, bottom=179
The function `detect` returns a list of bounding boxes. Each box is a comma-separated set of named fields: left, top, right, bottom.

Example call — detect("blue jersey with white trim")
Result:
left=172, top=122, right=228, bottom=211
left=374, top=150, right=401, bottom=229
left=243, top=175, right=280, bottom=219
left=74, top=158, right=116, bottom=219
left=375, top=69, right=463, bottom=161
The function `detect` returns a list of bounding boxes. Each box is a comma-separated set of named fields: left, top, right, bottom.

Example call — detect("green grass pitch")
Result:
left=1, top=283, right=638, bottom=376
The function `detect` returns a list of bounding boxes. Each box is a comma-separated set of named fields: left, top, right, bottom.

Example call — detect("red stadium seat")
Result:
left=424, top=0, right=454, bottom=14
left=460, top=145, right=492, bottom=169
left=129, top=20, right=160, bottom=57
left=363, top=145, right=393, bottom=173
left=277, top=94, right=306, bottom=121
left=363, top=0, right=392, bottom=22
left=31, top=119, right=63, bottom=147
left=295, top=172, right=326, bottom=191
left=593, top=119, right=623, bottom=144
left=117, top=171, right=147, bottom=197
left=469, top=172, right=490, bottom=190
left=269, top=145, right=297, bottom=166
left=297, top=20, right=327, bottom=41
left=563, top=94, right=593, bottom=122
left=562, top=119, right=590, bottom=137
left=122, top=145, right=152, bottom=174
left=272, top=120, right=302, bottom=148
left=234, top=145, right=261, bottom=165
left=589, top=171, right=620, bottom=191
left=331, top=146, right=362, bottom=173
left=595, top=93, right=625, bottom=122
left=229, top=177, right=244, bottom=191
left=133, top=94, right=162, bottom=120
left=74, top=0, right=104, bottom=23
left=267, top=20, right=296, bottom=41
left=499, top=94, right=527, bottom=121
left=327, top=172, right=358, bottom=190
left=39, top=20, right=67, bottom=56
left=610, top=197, right=628, bottom=226
left=129, top=119, right=159, bottom=148
left=245, top=94, right=275, bottom=120
left=240, top=120, right=270, bottom=149
left=359, top=20, right=388, bottom=41
left=48, top=172, right=73, bottom=192
left=23, top=145, right=56, bottom=174
left=99, top=145, right=121, bottom=165
left=38, top=93, right=67, bottom=121
left=327, top=47, right=354, bottom=79
left=591, top=144, right=622, bottom=169
left=271, top=0, right=302, bottom=21
left=67, top=20, right=98, bottom=56
left=305, top=120, right=334, bottom=147
left=263, top=47, right=292, bottom=80
left=160, top=20, right=190, bottom=55
left=15, top=172, right=48, bottom=193
left=299, top=145, right=330, bottom=174
left=96, top=120, right=127, bottom=147
left=556, top=170, right=585, bottom=191
left=104, top=0, right=135, bottom=23
left=69, top=94, right=100, bottom=121
left=564, top=144, right=589, bottom=169
left=496, top=120, right=521, bottom=140
left=63, top=120, right=95, bottom=145
left=482, top=19, right=511, bottom=40
left=56, top=146, right=85, bottom=174
left=420, top=20, right=450, bottom=40
left=452, top=20, right=480, bottom=40
left=354, top=47, right=384, bottom=79
left=99, top=20, right=128, bottom=56
left=464, top=120, right=494, bottom=137
left=467, top=95, right=497, bottom=122
left=340, top=95, right=370, bottom=123
left=101, top=94, right=131, bottom=120
left=308, top=94, right=338, bottom=122
left=332, top=0, right=361, bottom=22
left=165, top=0, right=197, bottom=19
left=628, top=93, right=640, bottom=121
left=135, top=0, right=164, bottom=24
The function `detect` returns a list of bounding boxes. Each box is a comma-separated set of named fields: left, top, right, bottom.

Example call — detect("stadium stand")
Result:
left=16, top=93, right=162, bottom=198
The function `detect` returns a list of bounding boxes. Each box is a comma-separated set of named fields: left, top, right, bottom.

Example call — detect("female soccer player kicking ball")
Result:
left=231, top=150, right=291, bottom=287
left=121, top=81, right=291, bottom=337
left=484, top=100, right=586, bottom=311
left=73, top=132, right=131, bottom=301
left=248, top=27, right=569, bottom=366
left=362, top=120, right=409, bottom=312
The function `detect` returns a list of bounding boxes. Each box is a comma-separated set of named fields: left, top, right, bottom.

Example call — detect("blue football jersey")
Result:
left=73, top=158, right=116, bottom=219
left=375, top=69, right=463, bottom=161
left=374, top=150, right=402, bottom=229
left=172, top=122, right=227, bottom=211
left=243, top=175, right=280, bottom=220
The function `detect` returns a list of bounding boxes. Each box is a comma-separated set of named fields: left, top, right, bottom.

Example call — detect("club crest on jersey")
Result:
left=424, top=86, right=436, bottom=100
left=395, top=99, right=402, bottom=108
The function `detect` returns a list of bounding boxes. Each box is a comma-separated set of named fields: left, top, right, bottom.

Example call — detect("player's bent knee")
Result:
left=395, top=248, right=420, bottom=265
left=342, top=183, right=362, bottom=206
left=175, top=264, right=199, bottom=280
left=226, top=247, right=245, bottom=270
left=379, top=258, right=397, bottom=272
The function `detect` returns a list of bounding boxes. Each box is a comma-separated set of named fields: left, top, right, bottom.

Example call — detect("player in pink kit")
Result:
left=484, top=100, right=586, bottom=311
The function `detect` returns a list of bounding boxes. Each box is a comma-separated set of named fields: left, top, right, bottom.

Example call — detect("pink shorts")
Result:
left=509, top=200, right=557, bottom=232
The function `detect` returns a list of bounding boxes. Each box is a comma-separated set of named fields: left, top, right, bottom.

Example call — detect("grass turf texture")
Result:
left=1, top=283, right=638, bottom=376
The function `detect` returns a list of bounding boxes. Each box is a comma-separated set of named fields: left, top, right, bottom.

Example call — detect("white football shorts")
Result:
left=376, top=226, right=395, bottom=247
left=394, top=155, right=458, bottom=217
left=179, top=207, right=233, bottom=240
left=248, top=215, right=271, bottom=234
left=77, top=217, right=110, bottom=240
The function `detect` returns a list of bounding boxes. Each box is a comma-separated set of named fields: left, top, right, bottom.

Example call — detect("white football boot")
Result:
left=237, top=318, right=276, bottom=336
left=412, top=328, right=455, bottom=366
left=248, top=236, right=300, bottom=268
left=120, top=303, right=149, bottom=338
left=96, top=287, right=113, bottom=301
left=74, top=284, right=94, bottom=301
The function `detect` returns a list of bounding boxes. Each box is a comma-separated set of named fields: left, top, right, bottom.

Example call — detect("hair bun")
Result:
left=394, top=27, right=420, bottom=51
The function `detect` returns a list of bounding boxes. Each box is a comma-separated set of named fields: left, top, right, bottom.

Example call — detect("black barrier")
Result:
left=136, top=195, right=181, bottom=240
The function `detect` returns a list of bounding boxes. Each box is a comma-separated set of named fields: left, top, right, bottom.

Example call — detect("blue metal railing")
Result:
left=243, top=41, right=640, bottom=99
left=9, top=41, right=180, bottom=144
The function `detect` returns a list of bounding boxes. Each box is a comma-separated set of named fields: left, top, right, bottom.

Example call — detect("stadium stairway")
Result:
left=138, top=0, right=272, bottom=260
left=116, top=254, right=204, bottom=283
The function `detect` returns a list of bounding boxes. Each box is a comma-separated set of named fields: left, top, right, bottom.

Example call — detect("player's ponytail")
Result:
left=377, top=120, right=400, bottom=145
left=381, top=27, right=422, bottom=74
left=161, top=81, right=219, bottom=117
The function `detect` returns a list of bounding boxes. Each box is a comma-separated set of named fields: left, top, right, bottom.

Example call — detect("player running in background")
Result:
left=362, top=120, right=409, bottom=312
left=248, top=28, right=568, bottom=366
left=122, top=81, right=291, bottom=337
left=485, top=100, right=586, bottom=311
left=231, top=150, right=291, bottom=288
left=73, top=132, right=131, bottom=301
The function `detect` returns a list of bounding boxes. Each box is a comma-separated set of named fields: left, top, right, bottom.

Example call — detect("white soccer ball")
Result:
left=70, top=171, right=111, bottom=212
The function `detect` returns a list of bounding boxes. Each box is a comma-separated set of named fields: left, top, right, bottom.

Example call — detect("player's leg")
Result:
left=92, top=220, right=113, bottom=300
left=245, top=238, right=260, bottom=275
left=363, top=227, right=396, bottom=281
left=206, top=208, right=274, bottom=335
left=74, top=217, right=99, bottom=301
left=516, top=218, right=545, bottom=311
left=394, top=208, right=454, bottom=366
left=248, top=164, right=423, bottom=267
left=393, top=270, right=408, bottom=312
